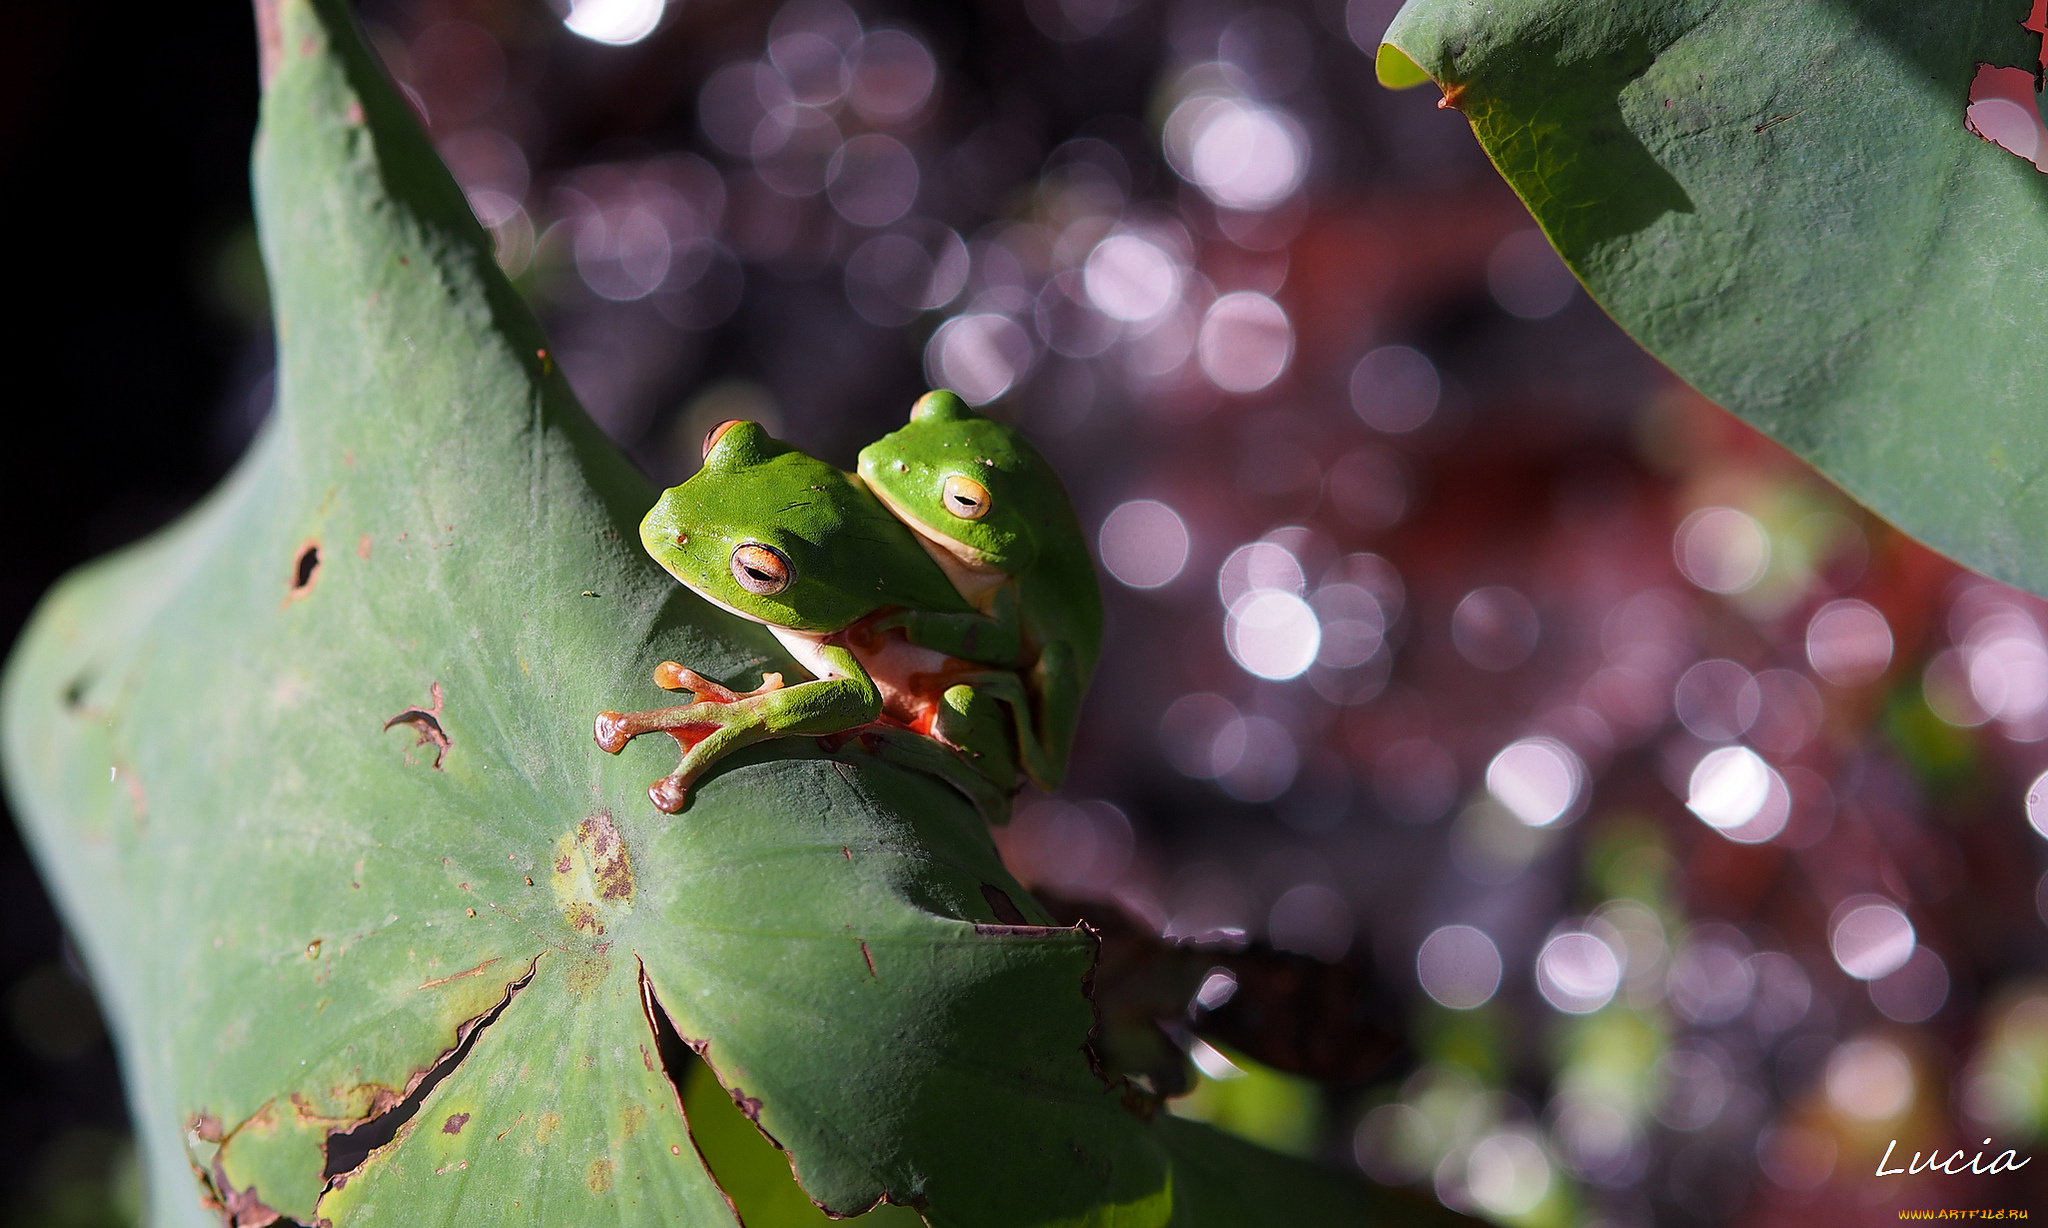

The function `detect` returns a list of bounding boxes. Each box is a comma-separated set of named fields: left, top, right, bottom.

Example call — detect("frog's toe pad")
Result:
left=649, top=776, right=689, bottom=813
left=594, top=712, right=632, bottom=754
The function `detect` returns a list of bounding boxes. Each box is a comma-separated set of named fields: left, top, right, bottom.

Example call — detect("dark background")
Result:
left=0, top=3, right=261, bottom=1222
left=5, top=1, right=2048, bottom=1225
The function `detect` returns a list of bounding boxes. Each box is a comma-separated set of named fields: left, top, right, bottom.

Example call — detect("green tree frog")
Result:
left=595, top=420, right=1033, bottom=816
left=856, top=390, right=1102, bottom=790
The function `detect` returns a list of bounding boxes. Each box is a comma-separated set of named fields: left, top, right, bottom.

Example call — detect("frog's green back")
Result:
left=642, top=421, right=974, bottom=634
left=856, top=391, right=1103, bottom=678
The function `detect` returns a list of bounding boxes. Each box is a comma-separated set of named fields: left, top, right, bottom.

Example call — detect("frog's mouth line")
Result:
left=686, top=583, right=780, bottom=628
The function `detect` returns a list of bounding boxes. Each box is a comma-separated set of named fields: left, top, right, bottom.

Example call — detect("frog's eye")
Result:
left=703, top=419, right=746, bottom=460
left=730, top=544, right=792, bottom=595
left=941, top=474, right=992, bottom=521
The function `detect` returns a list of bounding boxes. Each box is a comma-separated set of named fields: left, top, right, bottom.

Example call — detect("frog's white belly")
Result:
left=770, top=625, right=967, bottom=728
left=769, top=625, right=843, bottom=681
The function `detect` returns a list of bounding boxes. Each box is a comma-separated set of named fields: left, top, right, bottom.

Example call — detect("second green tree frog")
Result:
left=856, top=390, right=1103, bottom=790
left=594, top=420, right=1033, bottom=816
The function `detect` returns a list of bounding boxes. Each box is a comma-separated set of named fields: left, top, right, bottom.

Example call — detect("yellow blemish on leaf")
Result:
left=534, top=1111, right=562, bottom=1145
left=551, top=812, right=634, bottom=938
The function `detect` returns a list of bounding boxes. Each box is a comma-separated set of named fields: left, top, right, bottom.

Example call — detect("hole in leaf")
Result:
left=383, top=682, right=450, bottom=769
left=320, top=958, right=537, bottom=1182
left=1966, top=63, right=2047, bottom=170
left=638, top=966, right=923, bottom=1223
left=286, top=540, right=322, bottom=602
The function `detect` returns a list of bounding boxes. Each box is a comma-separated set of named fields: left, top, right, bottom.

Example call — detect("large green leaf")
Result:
left=0, top=1, right=1449, bottom=1224
left=1379, top=0, right=2048, bottom=593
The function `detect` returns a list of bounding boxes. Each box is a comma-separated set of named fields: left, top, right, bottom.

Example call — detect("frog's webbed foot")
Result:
left=651, top=661, right=785, bottom=701
left=593, top=700, right=737, bottom=812
left=600, top=654, right=873, bottom=815
left=649, top=775, right=690, bottom=814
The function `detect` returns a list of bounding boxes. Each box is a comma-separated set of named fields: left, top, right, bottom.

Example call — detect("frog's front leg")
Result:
left=872, top=586, right=1024, bottom=667
left=596, top=647, right=878, bottom=813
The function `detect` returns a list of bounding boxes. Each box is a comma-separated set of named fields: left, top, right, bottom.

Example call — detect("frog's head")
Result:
left=855, top=389, right=1047, bottom=575
left=640, top=421, right=888, bottom=633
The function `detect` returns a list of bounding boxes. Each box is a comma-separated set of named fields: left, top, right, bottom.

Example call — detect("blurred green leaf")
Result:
left=1166, top=1043, right=1322, bottom=1158
left=1381, top=0, right=2048, bottom=594
left=0, top=1, right=1456, bottom=1224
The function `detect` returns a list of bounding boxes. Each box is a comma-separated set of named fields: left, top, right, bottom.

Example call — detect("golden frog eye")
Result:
left=730, top=543, right=792, bottom=595
left=941, top=474, right=992, bottom=520
left=703, top=419, right=746, bottom=459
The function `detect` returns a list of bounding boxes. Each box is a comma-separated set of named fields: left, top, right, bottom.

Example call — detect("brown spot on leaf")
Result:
left=534, top=1112, right=562, bottom=1145
left=972, top=922, right=1058, bottom=937
left=415, top=957, right=500, bottom=990
left=356, top=534, right=372, bottom=559
left=563, top=902, right=603, bottom=934
left=578, top=813, right=634, bottom=902
left=213, top=1156, right=289, bottom=1228
left=620, top=1103, right=646, bottom=1137
left=442, top=1112, right=469, bottom=1135
left=566, top=951, right=610, bottom=995
left=188, top=1112, right=225, bottom=1144
left=384, top=682, right=450, bottom=769
left=730, top=1088, right=763, bottom=1123
left=860, top=941, right=876, bottom=978
left=586, top=1157, right=615, bottom=1194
